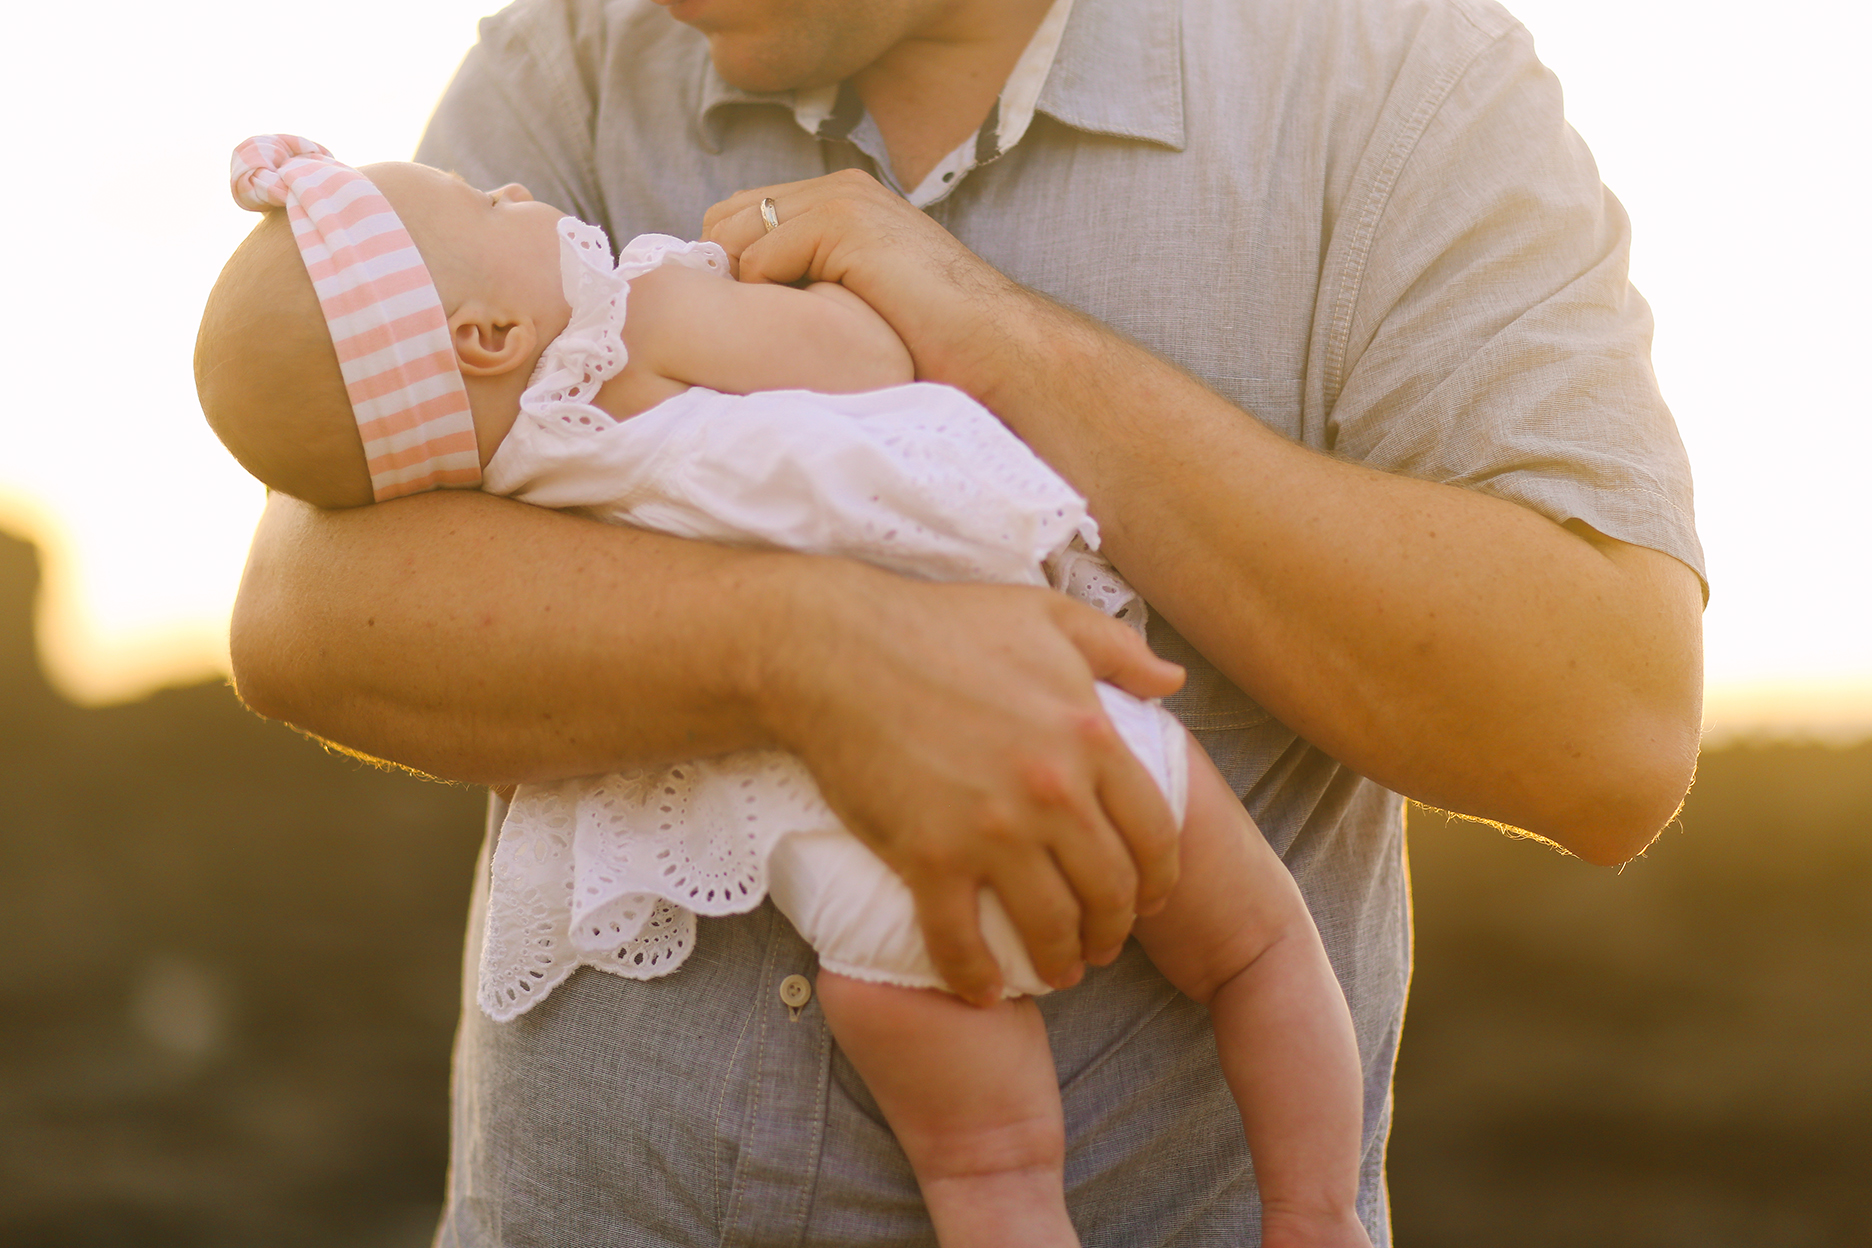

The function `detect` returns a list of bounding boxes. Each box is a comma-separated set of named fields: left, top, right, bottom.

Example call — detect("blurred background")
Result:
left=1, top=0, right=1866, bottom=1244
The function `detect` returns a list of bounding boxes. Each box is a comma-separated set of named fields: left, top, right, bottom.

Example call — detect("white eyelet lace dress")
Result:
left=474, top=219, right=1188, bottom=1022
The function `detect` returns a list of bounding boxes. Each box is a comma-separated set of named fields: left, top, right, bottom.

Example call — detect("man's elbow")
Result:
left=1543, top=710, right=1701, bottom=867
left=1554, top=539, right=1704, bottom=865
left=1559, top=786, right=1689, bottom=868
left=225, top=512, right=330, bottom=730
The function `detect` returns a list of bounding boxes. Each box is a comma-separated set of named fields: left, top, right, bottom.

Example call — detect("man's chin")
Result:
left=705, top=33, right=843, bottom=95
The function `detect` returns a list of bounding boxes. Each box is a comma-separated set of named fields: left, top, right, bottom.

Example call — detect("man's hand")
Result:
left=701, top=172, right=1705, bottom=865
left=231, top=490, right=1183, bottom=1003
left=761, top=563, right=1185, bottom=1004
left=702, top=170, right=1024, bottom=397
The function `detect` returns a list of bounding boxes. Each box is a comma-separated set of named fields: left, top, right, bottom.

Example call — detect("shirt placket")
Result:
left=717, top=912, right=834, bottom=1247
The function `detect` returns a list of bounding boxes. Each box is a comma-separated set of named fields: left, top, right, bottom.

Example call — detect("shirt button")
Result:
left=779, top=974, right=813, bottom=1010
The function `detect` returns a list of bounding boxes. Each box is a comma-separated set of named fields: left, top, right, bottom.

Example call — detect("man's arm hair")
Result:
left=230, top=490, right=777, bottom=783
left=710, top=32, right=1707, bottom=868
left=231, top=484, right=1186, bottom=1000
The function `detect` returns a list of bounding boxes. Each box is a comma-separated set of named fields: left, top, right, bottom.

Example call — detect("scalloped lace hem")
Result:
left=477, top=674, right=1189, bottom=1021
left=516, top=221, right=731, bottom=435
left=478, top=751, right=835, bottom=1021
left=812, top=958, right=1030, bottom=1000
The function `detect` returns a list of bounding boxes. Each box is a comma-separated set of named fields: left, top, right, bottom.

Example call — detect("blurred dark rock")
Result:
left=0, top=531, right=61, bottom=724
left=0, top=528, right=484, bottom=1247
left=0, top=526, right=1866, bottom=1246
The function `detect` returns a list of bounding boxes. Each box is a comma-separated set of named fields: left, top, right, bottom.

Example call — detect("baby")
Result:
left=196, top=135, right=1373, bottom=1248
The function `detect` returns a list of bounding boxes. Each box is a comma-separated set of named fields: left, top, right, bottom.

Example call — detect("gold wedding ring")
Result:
left=759, top=196, right=780, bottom=234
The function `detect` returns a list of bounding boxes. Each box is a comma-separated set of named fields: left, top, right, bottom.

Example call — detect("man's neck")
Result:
left=851, top=0, right=1054, bottom=192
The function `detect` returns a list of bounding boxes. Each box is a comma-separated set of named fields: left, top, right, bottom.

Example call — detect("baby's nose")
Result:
left=494, top=183, right=534, bottom=204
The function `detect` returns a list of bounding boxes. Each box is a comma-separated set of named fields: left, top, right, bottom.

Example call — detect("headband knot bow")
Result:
left=229, top=134, right=481, bottom=501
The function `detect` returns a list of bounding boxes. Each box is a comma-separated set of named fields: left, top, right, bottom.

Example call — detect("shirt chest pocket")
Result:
left=1203, top=376, right=1306, bottom=445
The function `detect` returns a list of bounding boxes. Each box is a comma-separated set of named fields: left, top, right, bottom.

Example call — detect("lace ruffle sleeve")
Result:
left=510, top=221, right=730, bottom=431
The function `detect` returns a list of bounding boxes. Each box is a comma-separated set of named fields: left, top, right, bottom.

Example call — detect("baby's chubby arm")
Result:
left=622, top=263, right=914, bottom=395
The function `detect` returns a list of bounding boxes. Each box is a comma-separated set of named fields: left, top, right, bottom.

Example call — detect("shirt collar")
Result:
left=696, top=0, right=1185, bottom=158
left=1037, top=0, right=1185, bottom=151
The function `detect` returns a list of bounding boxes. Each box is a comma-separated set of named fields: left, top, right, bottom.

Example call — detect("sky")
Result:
left=0, top=0, right=1866, bottom=739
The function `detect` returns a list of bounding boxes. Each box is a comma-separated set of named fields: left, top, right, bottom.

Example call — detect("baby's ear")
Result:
left=449, top=301, right=538, bottom=377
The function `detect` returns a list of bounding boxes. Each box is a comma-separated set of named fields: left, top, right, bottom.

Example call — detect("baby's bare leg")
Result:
left=1135, top=736, right=1373, bottom=1248
left=816, top=971, right=1079, bottom=1248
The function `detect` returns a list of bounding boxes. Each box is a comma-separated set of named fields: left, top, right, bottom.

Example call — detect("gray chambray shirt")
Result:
left=418, top=0, right=1706, bottom=1244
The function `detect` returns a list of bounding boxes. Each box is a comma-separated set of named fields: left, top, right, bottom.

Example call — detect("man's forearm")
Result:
left=709, top=173, right=1702, bottom=862
left=232, top=480, right=1191, bottom=995
left=980, top=301, right=1704, bottom=864
left=232, top=489, right=788, bottom=784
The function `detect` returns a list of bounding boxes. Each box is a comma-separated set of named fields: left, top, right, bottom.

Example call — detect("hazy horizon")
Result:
left=1, top=0, right=1866, bottom=736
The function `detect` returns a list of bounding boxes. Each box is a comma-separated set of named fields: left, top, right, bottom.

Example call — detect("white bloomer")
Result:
left=475, top=221, right=1187, bottom=1022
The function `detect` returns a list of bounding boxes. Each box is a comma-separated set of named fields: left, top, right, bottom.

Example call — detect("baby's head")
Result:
left=195, top=136, right=569, bottom=507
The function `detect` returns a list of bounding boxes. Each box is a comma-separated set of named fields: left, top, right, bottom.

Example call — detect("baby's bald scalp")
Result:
left=194, top=211, right=375, bottom=508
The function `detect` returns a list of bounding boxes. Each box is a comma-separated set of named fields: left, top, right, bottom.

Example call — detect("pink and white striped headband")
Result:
left=230, top=134, right=480, bottom=502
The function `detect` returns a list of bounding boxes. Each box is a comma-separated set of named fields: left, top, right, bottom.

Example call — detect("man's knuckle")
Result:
left=906, top=841, right=962, bottom=879
left=1072, top=708, right=1119, bottom=749
left=966, top=798, right=1023, bottom=843
left=934, top=946, right=991, bottom=984
left=1131, top=820, right=1172, bottom=857
left=1031, top=893, right=1081, bottom=934
left=1084, top=898, right=1128, bottom=933
left=1013, top=755, right=1075, bottom=808
left=827, top=196, right=871, bottom=228
left=1085, top=872, right=1134, bottom=916
left=923, top=926, right=968, bottom=961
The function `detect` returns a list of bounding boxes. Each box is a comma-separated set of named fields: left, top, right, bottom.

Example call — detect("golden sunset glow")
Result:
left=1, top=0, right=1865, bottom=736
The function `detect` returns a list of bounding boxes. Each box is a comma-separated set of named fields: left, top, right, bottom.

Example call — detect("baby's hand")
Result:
left=800, top=281, right=915, bottom=386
